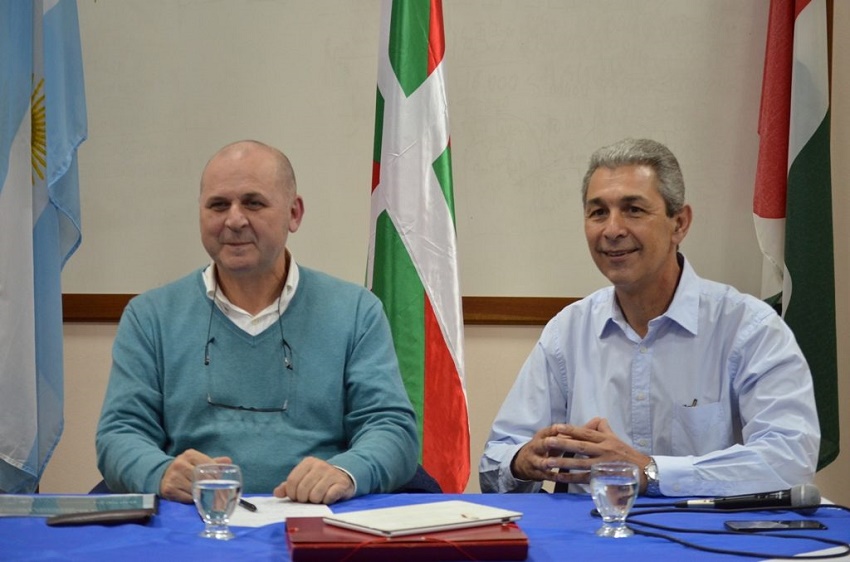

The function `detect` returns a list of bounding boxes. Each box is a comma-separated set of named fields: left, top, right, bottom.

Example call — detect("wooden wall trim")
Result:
left=62, top=294, right=135, bottom=323
left=62, top=294, right=579, bottom=325
left=461, top=296, right=578, bottom=325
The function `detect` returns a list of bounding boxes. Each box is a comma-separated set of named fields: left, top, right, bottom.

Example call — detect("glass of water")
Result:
left=590, top=461, right=639, bottom=538
left=192, top=463, right=243, bottom=540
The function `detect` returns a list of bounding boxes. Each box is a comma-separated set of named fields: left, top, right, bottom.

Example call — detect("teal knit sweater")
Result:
left=96, top=267, right=419, bottom=495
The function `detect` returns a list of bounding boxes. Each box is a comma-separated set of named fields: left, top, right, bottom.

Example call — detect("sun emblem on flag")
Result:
left=31, top=77, right=47, bottom=182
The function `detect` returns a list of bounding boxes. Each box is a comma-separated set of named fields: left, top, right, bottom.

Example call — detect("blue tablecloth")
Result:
left=1, top=493, right=848, bottom=561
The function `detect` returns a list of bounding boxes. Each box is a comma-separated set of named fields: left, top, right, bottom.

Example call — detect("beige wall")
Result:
left=40, top=0, right=849, bottom=504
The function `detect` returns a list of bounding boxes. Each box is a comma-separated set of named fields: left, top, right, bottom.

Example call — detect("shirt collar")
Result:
left=599, top=253, right=700, bottom=338
left=202, top=254, right=300, bottom=318
left=661, top=254, right=700, bottom=335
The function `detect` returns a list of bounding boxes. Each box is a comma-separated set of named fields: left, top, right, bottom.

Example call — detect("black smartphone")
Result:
left=724, top=519, right=827, bottom=532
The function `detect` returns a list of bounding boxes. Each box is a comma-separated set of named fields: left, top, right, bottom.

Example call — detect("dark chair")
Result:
left=393, top=464, right=442, bottom=494
left=89, top=479, right=111, bottom=494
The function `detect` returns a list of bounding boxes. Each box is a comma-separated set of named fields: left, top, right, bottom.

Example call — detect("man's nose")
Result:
left=602, top=212, right=627, bottom=238
left=224, top=204, right=248, bottom=229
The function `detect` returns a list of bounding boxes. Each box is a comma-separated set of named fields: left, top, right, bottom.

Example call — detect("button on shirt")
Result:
left=479, top=256, right=820, bottom=497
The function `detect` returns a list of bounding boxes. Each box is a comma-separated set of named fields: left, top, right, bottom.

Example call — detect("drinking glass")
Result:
left=590, top=461, right=639, bottom=538
left=192, top=463, right=243, bottom=540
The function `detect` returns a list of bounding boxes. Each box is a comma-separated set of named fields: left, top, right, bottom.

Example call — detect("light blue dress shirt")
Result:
left=479, top=256, right=820, bottom=497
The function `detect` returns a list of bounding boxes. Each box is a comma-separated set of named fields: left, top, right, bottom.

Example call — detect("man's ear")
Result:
left=672, top=204, right=692, bottom=242
left=289, top=195, right=305, bottom=233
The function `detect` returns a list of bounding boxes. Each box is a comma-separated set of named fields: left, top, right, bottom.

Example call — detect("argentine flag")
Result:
left=0, top=0, right=86, bottom=493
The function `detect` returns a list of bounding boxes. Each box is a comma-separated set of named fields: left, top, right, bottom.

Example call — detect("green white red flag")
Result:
left=367, top=0, right=469, bottom=493
left=753, top=0, right=838, bottom=468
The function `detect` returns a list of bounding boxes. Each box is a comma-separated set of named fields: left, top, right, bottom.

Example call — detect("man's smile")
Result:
left=600, top=248, right=638, bottom=258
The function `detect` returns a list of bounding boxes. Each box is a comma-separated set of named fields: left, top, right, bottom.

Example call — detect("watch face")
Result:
left=643, top=459, right=660, bottom=495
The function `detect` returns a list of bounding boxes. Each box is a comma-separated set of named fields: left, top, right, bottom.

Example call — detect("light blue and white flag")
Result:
left=0, top=0, right=86, bottom=493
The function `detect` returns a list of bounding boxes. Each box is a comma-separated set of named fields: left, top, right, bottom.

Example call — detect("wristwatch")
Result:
left=643, top=457, right=661, bottom=496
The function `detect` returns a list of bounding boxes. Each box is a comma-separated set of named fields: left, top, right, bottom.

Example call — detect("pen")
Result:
left=239, top=498, right=257, bottom=512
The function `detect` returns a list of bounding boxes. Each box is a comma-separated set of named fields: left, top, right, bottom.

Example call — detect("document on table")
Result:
left=229, top=496, right=332, bottom=528
left=323, top=500, right=523, bottom=537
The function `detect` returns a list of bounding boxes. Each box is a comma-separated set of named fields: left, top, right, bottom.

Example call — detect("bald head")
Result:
left=201, top=140, right=297, bottom=198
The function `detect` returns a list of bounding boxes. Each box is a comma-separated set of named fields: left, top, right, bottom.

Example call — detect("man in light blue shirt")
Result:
left=479, top=138, right=820, bottom=497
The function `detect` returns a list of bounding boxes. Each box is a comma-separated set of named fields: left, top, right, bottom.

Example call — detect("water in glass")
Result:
left=590, top=461, right=639, bottom=538
left=192, top=464, right=242, bottom=540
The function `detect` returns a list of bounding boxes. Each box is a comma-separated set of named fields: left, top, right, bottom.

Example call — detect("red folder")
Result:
left=285, top=516, right=529, bottom=562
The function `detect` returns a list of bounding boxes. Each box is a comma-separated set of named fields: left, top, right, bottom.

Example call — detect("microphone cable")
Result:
left=590, top=504, right=850, bottom=559
left=631, top=502, right=830, bottom=512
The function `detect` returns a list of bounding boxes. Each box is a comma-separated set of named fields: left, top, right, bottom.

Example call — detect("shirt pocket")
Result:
left=671, top=401, right=730, bottom=456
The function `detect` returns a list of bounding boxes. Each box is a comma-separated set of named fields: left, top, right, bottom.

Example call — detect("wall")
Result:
left=41, top=1, right=849, bottom=504
left=62, top=0, right=771, bottom=296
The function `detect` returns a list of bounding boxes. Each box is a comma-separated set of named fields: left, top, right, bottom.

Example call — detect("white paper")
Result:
left=323, top=500, right=522, bottom=537
left=228, top=496, right=332, bottom=528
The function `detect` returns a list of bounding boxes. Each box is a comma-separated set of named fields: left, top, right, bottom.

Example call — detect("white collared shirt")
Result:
left=202, top=259, right=300, bottom=336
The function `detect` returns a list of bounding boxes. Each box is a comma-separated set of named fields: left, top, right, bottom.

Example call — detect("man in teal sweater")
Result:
left=96, top=140, right=419, bottom=505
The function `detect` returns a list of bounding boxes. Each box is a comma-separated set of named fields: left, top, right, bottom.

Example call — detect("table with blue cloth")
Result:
left=2, top=493, right=848, bottom=561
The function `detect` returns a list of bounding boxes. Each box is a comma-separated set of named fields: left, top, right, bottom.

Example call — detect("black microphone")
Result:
left=674, top=484, right=821, bottom=514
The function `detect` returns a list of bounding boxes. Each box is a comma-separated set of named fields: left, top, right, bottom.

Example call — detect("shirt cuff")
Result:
left=332, top=465, right=358, bottom=495
left=499, top=447, right=543, bottom=493
left=654, top=455, right=707, bottom=496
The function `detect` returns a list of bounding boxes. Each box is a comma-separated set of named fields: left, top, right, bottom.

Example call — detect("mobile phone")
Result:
left=724, top=519, right=827, bottom=532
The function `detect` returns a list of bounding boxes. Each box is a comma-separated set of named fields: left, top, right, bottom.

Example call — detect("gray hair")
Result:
left=581, top=138, right=685, bottom=216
